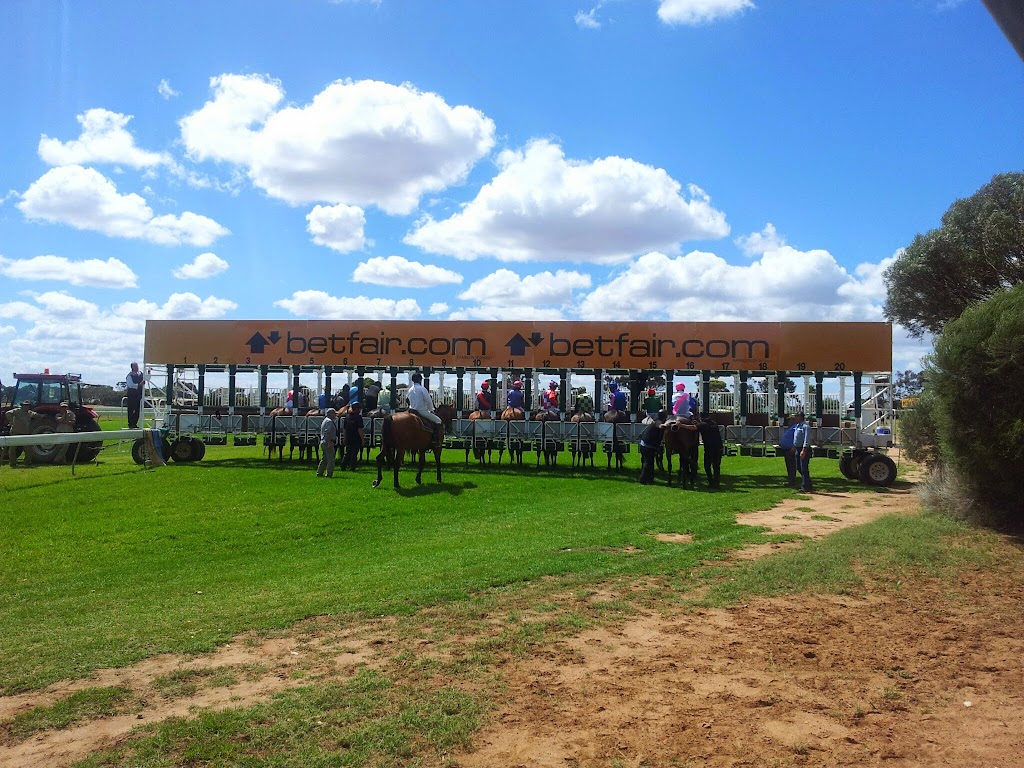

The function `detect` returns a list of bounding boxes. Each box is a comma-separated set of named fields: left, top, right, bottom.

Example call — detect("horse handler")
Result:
left=637, top=413, right=665, bottom=485
left=342, top=401, right=366, bottom=470
left=316, top=408, right=338, bottom=478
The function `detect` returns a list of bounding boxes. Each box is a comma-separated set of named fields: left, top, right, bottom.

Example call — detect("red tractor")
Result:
left=1, top=372, right=103, bottom=464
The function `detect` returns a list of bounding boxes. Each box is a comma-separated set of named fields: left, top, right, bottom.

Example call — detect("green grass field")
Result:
left=2, top=418, right=990, bottom=768
left=0, top=422, right=849, bottom=695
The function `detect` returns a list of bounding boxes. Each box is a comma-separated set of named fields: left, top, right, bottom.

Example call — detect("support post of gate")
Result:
left=324, top=366, right=333, bottom=407
left=166, top=364, right=175, bottom=410
left=355, top=367, right=365, bottom=407
left=853, top=371, right=863, bottom=425
left=666, top=369, right=674, bottom=413
left=524, top=368, right=533, bottom=412
left=701, top=370, right=711, bottom=418
left=197, top=365, right=206, bottom=415
left=292, top=366, right=301, bottom=411
left=389, top=367, right=398, bottom=410
left=814, top=372, right=824, bottom=422
left=739, top=370, right=748, bottom=426
left=595, top=368, right=604, bottom=416
left=560, top=369, right=568, bottom=413
left=228, top=365, right=236, bottom=416
left=490, top=368, right=498, bottom=416
left=422, top=366, right=432, bottom=392
left=456, top=367, right=465, bottom=417
left=628, top=371, right=640, bottom=416
left=259, top=366, right=268, bottom=415
left=776, top=372, right=786, bottom=418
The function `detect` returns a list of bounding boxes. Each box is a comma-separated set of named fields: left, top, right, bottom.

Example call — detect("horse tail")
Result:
left=381, top=414, right=394, bottom=453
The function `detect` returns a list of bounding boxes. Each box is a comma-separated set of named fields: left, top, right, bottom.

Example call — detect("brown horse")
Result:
left=602, top=409, right=630, bottom=470
left=499, top=407, right=526, bottom=465
left=663, top=417, right=701, bottom=488
left=465, top=409, right=494, bottom=465
left=372, top=404, right=456, bottom=490
left=570, top=412, right=596, bottom=467
left=532, top=409, right=561, bottom=466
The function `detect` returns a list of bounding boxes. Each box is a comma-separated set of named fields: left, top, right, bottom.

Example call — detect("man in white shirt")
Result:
left=406, top=372, right=442, bottom=444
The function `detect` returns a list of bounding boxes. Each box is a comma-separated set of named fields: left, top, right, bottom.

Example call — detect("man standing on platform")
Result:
left=125, top=362, right=146, bottom=429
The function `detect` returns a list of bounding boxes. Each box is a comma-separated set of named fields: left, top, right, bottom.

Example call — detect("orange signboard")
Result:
left=144, top=320, right=892, bottom=372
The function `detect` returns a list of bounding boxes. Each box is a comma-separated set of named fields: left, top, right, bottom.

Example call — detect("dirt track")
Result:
left=3, top=477, right=1023, bottom=767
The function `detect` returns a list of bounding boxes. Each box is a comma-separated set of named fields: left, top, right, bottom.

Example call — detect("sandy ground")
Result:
left=3, top=463, right=1023, bottom=767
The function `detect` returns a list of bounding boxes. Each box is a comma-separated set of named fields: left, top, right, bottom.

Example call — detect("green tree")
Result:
left=883, top=172, right=1024, bottom=337
left=892, top=369, right=925, bottom=399
left=928, top=284, right=1024, bottom=523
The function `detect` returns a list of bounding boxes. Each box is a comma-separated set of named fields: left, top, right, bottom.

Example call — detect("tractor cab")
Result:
left=1, top=372, right=102, bottom=463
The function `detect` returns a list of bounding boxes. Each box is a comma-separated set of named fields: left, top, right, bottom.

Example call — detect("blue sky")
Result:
left=0, top=0, right=1020, bottom=387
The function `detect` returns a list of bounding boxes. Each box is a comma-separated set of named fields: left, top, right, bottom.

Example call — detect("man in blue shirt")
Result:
left=779, top=414, right=799, bottom=487
left=790, top=412, right=813, bottom=493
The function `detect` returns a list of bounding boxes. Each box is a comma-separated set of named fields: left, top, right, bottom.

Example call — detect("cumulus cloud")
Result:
left=157, top=79, right=179, bottom=99
left=0, top=255, right=137, bottom=288
left=428, top=302, right=449, bottom=315
left=458, top=268, right=591, bottom=307
left=405, top=139, right=729, bottom=263
left=575, top=6, right=603, bottom=28
left=274, top=290, right=422, bottom=319
left=18, top=165, right=229, bottom=246
left=38, top=109, right=169, bottom=168
left=173, top=252, right=229, bottom=279
left=181, top=75, right=496, bottom=215
left=736, top=222, right=785, bottom=256
left=179, top=74, right=285, bottom=165
left=448, top=304, right=567, bottom=321
left=0, top=290, right=236, bottom=385
left=306, top=204, right=366, bottom=253
left=352, top=255, right=463, bottom=288
left=657, top=0, right=754, bottom=26
left=578, top=246, right=881, bottom=323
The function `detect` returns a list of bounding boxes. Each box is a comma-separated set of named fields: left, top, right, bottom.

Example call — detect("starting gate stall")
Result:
left=508, top=418, right=543, bottom=458
left=541, top=420, right=572, bottom=457
left=141, top=319, right=898, bottom=485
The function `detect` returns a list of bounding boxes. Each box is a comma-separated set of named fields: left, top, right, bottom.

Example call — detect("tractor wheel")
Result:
left=131, top=438, right=147, bottom=465
left=27, top=418, right=60, bottom=464
left=190, top=438, right=207, bottom=462
left=859, top=454, right=898, bottom=487
left=73, top=421, right=103, bottom=464
left=170, top=438, right=196, bottom=463
left=839, top=452, right=862, bottom=480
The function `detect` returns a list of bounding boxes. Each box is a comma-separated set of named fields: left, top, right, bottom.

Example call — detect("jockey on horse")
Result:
left=506, top=379, right=525, bottom=416
left=670, top=382, right=696, bottom=422
left=407, top=372, right=443, bottom=445
left=574, top=386, right=594, bottom=418
left=540, top=380, right=559, bottom=417
left=607, top=381, right=628, bottom=419
left=475, top=379, right=494, bottom=414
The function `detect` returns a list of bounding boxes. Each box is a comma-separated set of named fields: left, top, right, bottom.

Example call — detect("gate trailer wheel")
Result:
left=859, top=453, right=898, bottom=487
left=170, top=438, right=196, bottom=463
left=838, top=452, right=861, bottom=480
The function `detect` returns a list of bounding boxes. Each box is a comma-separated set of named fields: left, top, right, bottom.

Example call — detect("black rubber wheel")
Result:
left=170, top=439, right=196, bottom=463
left=859, top=454, right=898, bottom=487
left=839, top=452, right=861, bottom=480
left=74, top=421, right=103, bottom=463
left=189, top=438, right=206, bottom=462
left=131, top=438, right=147, bottom=465
left=27, top=418, right=60, bottom=464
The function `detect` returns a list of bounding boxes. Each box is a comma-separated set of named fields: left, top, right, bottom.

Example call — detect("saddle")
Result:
left=408, top=409, right=435, bottom=433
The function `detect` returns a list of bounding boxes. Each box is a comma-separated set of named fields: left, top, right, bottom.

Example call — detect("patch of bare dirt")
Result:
left=3, top=462, right=1022, bottom=768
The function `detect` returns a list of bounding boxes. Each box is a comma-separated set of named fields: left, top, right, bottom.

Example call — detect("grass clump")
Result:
left=1, top=686, right=136, bottom=743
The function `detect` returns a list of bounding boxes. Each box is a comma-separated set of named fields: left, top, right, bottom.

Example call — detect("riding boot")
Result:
left=432, top=424, right=441, bottom=446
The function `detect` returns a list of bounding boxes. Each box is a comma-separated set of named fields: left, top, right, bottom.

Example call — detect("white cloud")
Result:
left=657, top=0, right=754, bottom=26
left=38, top=109, right=169, bottom=168
left=575, top=7, right=602, bottom=28
left=428, top=302, right=449, bottom=315
left=274, top=290, right=422, bottom=319
left=181, top=75, right=496, bottom=215
left=448, top=305, right=566, bottom=321
left=18, top=165, right=229, bottom=246
left=306, top=204, right=366, bottom=253
left=352, top=255, right=463, bottom=288
left=157, top=79, right=179, bottom=99
left=0, top=290, right=236, bottom=385
left=179, top=73, right=285, bottom=165
left=736, top=222, right=785, bottom=257
left=459, top=268, right=591, bottom=307
left=405, top=139, right=729, bottom=263
left=173, top=252, right=229, bottom=279
left=0, top=255, right=137, bottom=288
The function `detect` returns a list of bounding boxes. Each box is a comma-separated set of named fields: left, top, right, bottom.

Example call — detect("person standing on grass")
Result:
left=779, top=414, right=798, bottom=487
left=342, top=401, right=365, bottom=470
left=126, top=362, right=146, bottom=429
left=317, top=408, right=338, bottom=478
left=697, top=418, right=724, bottom=489
left=7, top=401, right=43, bottom=467
left=790, top=411, right=814, bottom=493
left=637, top=412, right=665, bottom=485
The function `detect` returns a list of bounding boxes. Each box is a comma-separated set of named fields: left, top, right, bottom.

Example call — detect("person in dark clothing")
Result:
left=342, top=401, right=365, bottom=470
left=637, top=415, right=664, bottom=484
left=364, top=381, right=380, bottom=411
left=697, top=419, right=724, bottom=488
left=125, top=362, right=146, bottom=429
left=334, top=384, right=351, bottom=409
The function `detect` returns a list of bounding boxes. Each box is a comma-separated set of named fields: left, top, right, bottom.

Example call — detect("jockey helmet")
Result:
left=608, top=381, right=618, bottom=391
left=549, top=380, right=558, bottom=389
left=675, top=382, right=686, bottom=392
left=512, top=380, right=523, bottom=389
left=647, top=387, right=656, bottom=396
left=480, top=381, right=490, bottom=390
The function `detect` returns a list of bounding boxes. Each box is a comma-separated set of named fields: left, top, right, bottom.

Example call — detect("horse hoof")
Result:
left=372, top=480, right=381, bottom=488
